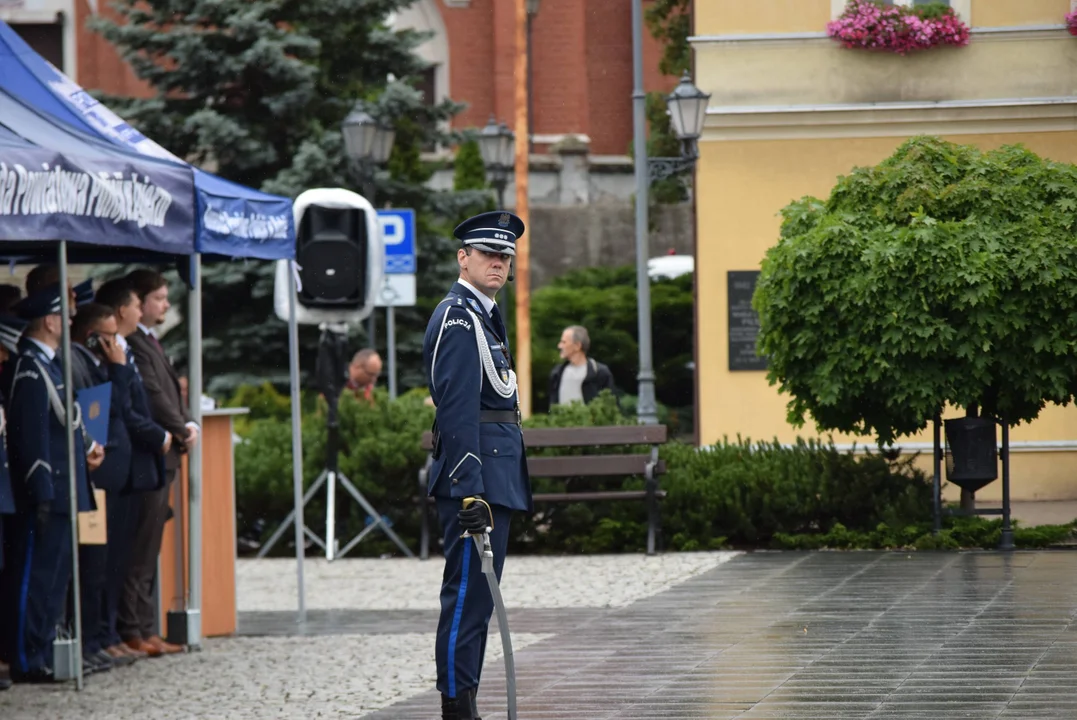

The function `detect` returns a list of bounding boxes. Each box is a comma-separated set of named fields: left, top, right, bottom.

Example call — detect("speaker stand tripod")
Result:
left=257, top=412, right=415, bottom=560
left=257, top=325, right=414, bottom=561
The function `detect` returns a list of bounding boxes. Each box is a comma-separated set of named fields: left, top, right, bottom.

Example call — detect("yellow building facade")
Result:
left=692, top=0, right=1077, bottom=502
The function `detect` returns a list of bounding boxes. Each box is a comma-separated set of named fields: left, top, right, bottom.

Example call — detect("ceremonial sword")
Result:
left=462, top=498, right=517, bottom=720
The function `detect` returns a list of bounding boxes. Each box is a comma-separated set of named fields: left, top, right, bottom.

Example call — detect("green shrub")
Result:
left=238, top=390, right=1042, bottom=556
left=774, top=516, right=1077, bottom=551
left=657, top=438, right=933, bottom=550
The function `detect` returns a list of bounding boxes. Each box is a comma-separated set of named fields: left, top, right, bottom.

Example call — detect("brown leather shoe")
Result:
left=125, top=637, right=161, bottom=657
left=146, top=635, right=184, bottom=655
left=113, top=643, right=147, bottom=660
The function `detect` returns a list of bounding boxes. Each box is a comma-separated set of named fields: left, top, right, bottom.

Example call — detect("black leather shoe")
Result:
left=83, top=653, right=102, bottom=675
left=93, top=650, right=117, bottom=671
left=458, top=687, right=478, bottom=720
left=441, top=693, right=460, bottom=720
left=11, top=666, right=55, bottom=684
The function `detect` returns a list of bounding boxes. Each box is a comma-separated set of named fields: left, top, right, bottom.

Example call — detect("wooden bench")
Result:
left=417, top=425, right=668, bottom=559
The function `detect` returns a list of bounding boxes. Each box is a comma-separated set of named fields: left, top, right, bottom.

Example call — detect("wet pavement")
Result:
left=6, top=550, right=1077, bottom=719
left=357, top=551, right=1077, bottom=719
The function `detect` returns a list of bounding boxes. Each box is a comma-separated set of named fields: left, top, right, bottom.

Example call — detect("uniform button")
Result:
left=493, top=449, right=498, bottom=455
left=452, top=478, right=459, bottom=485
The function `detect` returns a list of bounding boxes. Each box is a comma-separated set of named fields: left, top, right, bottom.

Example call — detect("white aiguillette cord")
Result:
left=465, top=308, right=517, bottom=400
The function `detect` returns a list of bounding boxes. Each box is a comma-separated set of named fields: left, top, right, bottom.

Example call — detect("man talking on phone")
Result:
left=70, top=303, right=139, bottom=674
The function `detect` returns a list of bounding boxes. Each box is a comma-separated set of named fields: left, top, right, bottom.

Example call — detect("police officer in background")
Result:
left=0, top=313, right=26, bottom=691
left=0, top=284, right=101, bottom=683
left=422, top=211, right=533, bottom=720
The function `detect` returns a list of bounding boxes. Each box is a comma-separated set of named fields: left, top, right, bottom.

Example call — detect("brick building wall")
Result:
left=438, top=0, right=677, bottom=156
left=7, top=0, right=677, bottom=158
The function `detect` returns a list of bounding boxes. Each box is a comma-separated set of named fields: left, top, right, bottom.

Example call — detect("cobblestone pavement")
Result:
left=237, top=552, right=735, bottom=611
left=0, top=551, right=734, bottom=719
left=11, top=551, right=1077, bottom=719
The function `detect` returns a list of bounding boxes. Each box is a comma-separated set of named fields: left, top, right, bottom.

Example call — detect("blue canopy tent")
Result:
left=0, top=86, right=196, bottom=258
left=0, top=20, right=295, bottom=261
left=0, top=19, right=312, bottom=639
left=0, top=105, right=198, bottom=689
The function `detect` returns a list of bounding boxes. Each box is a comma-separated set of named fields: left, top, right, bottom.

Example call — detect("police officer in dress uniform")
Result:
left=423, top=211, right=533, bottom=720
left=0, top=313, right=26, bottom=691
left=0, top=284, right=97, bottom=683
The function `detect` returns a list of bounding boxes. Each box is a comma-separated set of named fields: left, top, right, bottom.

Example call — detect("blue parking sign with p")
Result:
left=378, top=209, right=417, bottom=274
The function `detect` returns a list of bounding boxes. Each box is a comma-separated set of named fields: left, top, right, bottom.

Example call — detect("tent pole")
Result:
left=287, top=263, right=306, bottom=623
left=187, top=255, right=204, bottom=647
left=58, top=241, right=84, bottom=690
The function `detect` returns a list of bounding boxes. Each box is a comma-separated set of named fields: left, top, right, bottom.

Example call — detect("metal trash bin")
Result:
left=944, top=417, right=998, bottom=492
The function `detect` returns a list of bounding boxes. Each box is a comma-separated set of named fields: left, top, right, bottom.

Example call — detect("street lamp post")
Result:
left=631, top=0, right=710, bottom=425
left=341, top=104, right=396, bottom=205
left=341, top=103, right=396, bottom=347
left=477, top=115, right=516, bottom=208
left=526, top=0, right=540, bottom=153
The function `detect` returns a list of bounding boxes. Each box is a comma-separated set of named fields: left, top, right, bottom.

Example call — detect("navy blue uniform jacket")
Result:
left=0, top=395, right=13, bottom=516
left=422, top=282, right=532, bottom=512
left=7, top=337, right=91, bottom=514
left=120, top=345, right=167, bottom=493
left=72, top=345, right=145, bottom=493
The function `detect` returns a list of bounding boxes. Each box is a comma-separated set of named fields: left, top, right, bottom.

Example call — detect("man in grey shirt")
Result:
left=548, top=325, right=616, bottom=407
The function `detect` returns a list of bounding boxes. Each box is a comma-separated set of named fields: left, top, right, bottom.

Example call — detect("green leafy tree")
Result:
left=91, top=0, right=489, bottom=394
left=645, top=0, right=691, bottom=77
left=642, top=0, right=691, bottom=205
left=453, top=139, right=489, bottom=193
left=754, top=136, right=1077, bottom=445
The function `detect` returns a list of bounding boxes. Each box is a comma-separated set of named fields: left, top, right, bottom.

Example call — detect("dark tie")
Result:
left=149, top=332, right=164, bottom=354
left=491, top=304, right=508, bottom=344
left=490, top=305, right=514, bottom=369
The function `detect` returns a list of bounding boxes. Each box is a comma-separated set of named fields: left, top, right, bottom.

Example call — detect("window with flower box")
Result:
left=831, top=0, right=971, bottom=24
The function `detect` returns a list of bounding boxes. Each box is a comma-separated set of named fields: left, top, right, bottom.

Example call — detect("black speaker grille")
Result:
left=296, top=205, right=369, bottom=308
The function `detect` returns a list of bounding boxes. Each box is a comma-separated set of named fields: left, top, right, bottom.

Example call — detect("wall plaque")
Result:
left=728, top=270, right=768, bottom=372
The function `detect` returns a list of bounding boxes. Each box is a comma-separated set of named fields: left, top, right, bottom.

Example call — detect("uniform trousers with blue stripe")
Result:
left=435, top=498, right=513, bottom=698
left=0, top=511, right=72, bottom=673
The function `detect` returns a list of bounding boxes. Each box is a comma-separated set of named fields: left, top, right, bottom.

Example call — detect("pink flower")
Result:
left=827, top=0, right=971, bottom=55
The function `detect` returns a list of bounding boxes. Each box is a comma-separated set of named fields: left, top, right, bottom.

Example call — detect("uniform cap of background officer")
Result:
left=0, top=314, right=27, bottom=354
left=454, top=210, right=525, bottom=257
left=74, top=278, right=94, bottom=307
left=14, top=283, right=62, bottom=320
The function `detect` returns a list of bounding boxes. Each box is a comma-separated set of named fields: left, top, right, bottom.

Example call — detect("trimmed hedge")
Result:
left=231, top=388, right=962, bottom=556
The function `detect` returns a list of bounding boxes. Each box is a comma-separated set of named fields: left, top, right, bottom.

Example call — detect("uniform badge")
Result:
left=500, top=369, right=509, bottom=383
left=467, top=298, right=482, bottom=314
left=498, top=213, right=510, bottom=228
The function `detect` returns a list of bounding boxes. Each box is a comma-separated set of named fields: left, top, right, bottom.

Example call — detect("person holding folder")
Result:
left=71, top=302, right=142, bottom=674
left=0, top=285, right=101, bottom=684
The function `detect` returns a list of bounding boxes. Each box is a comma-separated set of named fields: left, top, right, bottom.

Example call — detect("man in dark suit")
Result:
left=422, top=211, right=533, bottom=720
left=0, top=285, right=100, bottom=683
left=95, top=279, right=171, bottom=662
left=71, top=302, right=162, bottom=674
left=121, top=269, right=191, bottom=656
